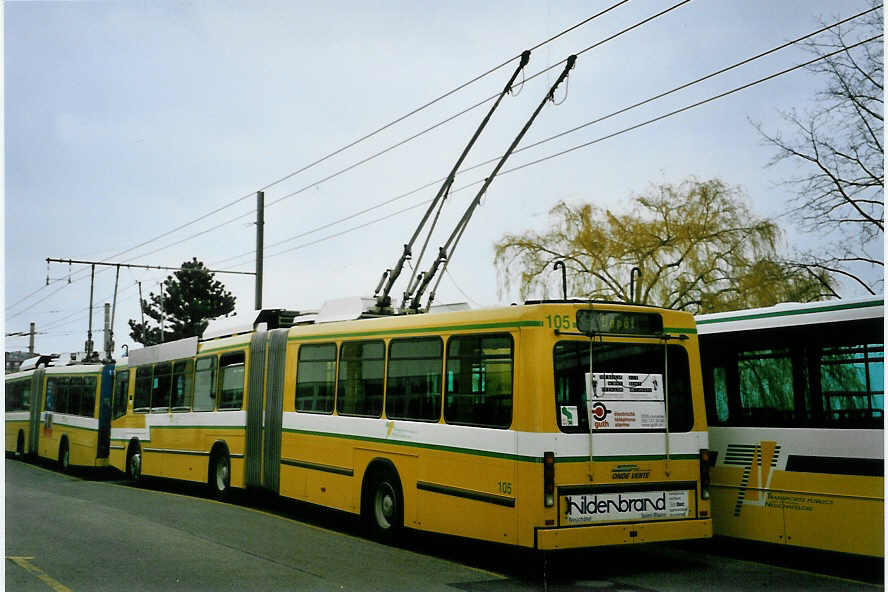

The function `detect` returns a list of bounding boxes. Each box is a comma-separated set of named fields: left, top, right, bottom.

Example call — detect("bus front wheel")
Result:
left=364, top=467, right=403, bottom=543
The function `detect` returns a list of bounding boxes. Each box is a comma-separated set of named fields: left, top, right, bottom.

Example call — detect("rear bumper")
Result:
left=536, top=518, right=712, bottom=550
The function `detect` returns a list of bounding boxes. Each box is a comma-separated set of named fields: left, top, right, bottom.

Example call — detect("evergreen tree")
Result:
left=128, top=258, right=236, bottom=345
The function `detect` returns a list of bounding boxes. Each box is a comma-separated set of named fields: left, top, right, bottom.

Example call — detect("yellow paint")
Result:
left=113, top=303, right=710, bottom=550
left=7, top=556, right=73, bottom=592
left=711, top=441, right=884, bottom=557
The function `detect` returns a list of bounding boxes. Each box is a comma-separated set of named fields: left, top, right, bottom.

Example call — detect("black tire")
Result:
left=16, top=431, right=24, bottom=458
left=58, top=439, right=70, bottom=473
left=363, top=468, right=403, bottom=543
left=209, top=450, right=230, bottom=499
left=126, top=444, right=142, bottom=483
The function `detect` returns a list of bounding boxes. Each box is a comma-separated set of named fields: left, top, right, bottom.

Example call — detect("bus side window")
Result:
left=80, top=376, right=97, bottom=418
left=113, top=371, right=129, bottom=419
left=58, top=377, right=73, bottom=414
left=710, top=365, right=730, bottom=425
left=820, top=343, right=884, bottom=427
left=151, top=362, right=173, bottom=413
left=295, top=343, right=336, bottom=414
left=737, top=348, right=797, bottom=426
left=337, top=341, right=384, bottom=418
left=386, top=337, right=443, bottom=422
left=445, top=333, right=513, bottom=429
left=172, top=360, right=194, bottom=411
left=193, top=356, right=217, bottom=411
left=5, top=381, right=28, bottom=412
left=45, top=378, right=57, bottom=412
left=134, top=367, right=152, bottom=413
left=218, top=352, right=246, bottom=410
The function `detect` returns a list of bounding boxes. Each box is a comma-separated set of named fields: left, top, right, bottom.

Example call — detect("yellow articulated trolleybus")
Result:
left=110, top=299, right=712, bottom=549
left=5, top=354, right=114, bottom=470
left=696, top=296, right=884, bottom=557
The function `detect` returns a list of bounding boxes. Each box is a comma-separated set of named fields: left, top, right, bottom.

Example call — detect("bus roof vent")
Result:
left=315, top=297, right=378, bottom=324
left=18, top=354, right=57, bottom=372
left=428, top=302, right=471, bottom=314
left=202, top=308, right=311, bottom=340
left=128, top=337, right=199, bottom=367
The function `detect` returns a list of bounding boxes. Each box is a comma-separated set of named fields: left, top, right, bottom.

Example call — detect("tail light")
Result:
left=544, top=451, right=555, bottom=507
left=699, top=448, right=715, bottom=500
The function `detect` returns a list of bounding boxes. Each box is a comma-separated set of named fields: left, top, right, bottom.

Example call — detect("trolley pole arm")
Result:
left=410, top=55, right=577, bottom=312
left=373, top=50, right=532, bottom=311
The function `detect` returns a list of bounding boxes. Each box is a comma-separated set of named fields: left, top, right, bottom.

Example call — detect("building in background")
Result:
left=5, top=351, right=36, bottom=373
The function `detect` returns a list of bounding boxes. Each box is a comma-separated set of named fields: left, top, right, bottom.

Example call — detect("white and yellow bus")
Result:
left=110, top=300, right=713, bottom=549
left=697, top=297, right=884, bottom=557
left=5, top=356, right=115, bottom=470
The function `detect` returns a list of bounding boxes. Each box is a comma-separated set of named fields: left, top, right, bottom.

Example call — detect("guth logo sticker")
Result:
left=590, top=402, right=611, bottom=429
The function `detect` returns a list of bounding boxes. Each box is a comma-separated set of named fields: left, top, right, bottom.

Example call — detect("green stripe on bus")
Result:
left=287, top=320, right=545, bottom=342
left=592, top=454, right=699, bottom=462
left=696, top=298, right=882, bottom=325
left=664, top=327, right=697, bottom=335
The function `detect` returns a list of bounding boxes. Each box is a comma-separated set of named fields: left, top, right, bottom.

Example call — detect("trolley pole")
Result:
left=256, top=191, right=264, bottom=310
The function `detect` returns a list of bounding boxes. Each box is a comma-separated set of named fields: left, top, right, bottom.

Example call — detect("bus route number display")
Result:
left=576, top=310, right=663, bottom=335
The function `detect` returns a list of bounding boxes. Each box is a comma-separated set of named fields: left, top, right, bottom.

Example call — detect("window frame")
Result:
left=217, top=351, right=246, bottom=411
left=385, top=336, right=444, bottom=422
left=295, top=343, right=337, bottom=414
left=444, top=332, right=515, bottom=429
left=193, top=355, right=218, bottom=412
left=113, top=369, right=129, bottom=419
left=336, top=340, right=385, bottom=418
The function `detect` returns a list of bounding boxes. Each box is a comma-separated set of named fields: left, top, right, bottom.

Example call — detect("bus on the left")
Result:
left=5, top=355, right=115, bottom=471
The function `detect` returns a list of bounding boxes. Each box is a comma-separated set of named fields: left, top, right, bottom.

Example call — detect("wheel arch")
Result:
left=360, top=457, right=402, bottom=514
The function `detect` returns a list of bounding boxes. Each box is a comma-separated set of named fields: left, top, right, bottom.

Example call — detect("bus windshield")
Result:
left=554, top=341, right=693, bottom=433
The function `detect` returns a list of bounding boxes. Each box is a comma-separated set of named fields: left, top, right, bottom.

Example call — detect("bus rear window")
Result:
left=554, top=341, right=693, bottom=433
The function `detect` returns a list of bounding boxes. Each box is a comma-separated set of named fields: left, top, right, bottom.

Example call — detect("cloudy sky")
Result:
left=5, top=0, right=880, bottom=357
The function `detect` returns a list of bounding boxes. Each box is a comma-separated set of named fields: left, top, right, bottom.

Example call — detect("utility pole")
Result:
left=103, top=303, right=113, bottom=361
left=85, top=264, right=96, bottom=357
left=137, top=281, right=145, bottom=326
left=256, top=191, right=264, bottom=310
left=28, top=322, right=35, bottom=354
left=160, top=281, right=165, bottom=344
left=45, top=257, right=255, bottom=348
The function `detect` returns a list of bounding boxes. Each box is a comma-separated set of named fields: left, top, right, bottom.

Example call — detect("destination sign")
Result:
left=576, top=310, right=663, bottom=336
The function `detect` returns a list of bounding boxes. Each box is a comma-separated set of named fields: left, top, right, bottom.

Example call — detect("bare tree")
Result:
left=756, top=4, right=883, bottom=294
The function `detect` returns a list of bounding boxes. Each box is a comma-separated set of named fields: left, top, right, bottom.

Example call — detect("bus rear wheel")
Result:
left=364, top=467, right=403, bottom=543
left=58, top=439, right=70, bottom=473
left=127, top=445, right=142, bottom=483
left=209, top=451, right=230, bottom=499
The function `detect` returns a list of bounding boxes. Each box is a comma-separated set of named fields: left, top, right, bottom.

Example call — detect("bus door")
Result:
left=245, top=329, right=269, bottom=489
left=27, top=368, right=45, bottom=457
left=97, top=363, right=115, bottom=459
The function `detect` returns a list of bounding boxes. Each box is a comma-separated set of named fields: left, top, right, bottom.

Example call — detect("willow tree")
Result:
left=494, top=178, right=832, bottom=314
